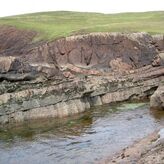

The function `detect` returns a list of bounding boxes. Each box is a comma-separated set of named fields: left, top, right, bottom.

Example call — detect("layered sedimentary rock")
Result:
left=0, top=26, right=164, bottom=124
left=0, top=65, right=163, bottom=124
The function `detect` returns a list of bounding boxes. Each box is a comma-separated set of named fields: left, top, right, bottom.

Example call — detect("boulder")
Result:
left=150, top=85, right=164, bottom=109
left=0, top=56, right=36, bottom=74
left=0, top=56, right=16, bottom=73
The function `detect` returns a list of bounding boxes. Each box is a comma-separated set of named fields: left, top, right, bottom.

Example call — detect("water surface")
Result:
left=0, top=102, right=163, bottom=164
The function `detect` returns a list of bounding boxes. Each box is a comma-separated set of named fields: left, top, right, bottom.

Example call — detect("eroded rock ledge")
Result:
left=0, top=66, right=163, bottom=124
left=0, top=27, right=164, bottom=124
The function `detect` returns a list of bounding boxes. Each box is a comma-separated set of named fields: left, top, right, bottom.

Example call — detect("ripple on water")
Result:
left=0, top=102, right=163, bottom=164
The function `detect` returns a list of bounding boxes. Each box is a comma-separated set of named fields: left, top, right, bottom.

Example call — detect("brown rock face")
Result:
left=49, top=32, right=157, bottom=71
left=0, top=27, right=161, bottom=74
left=109, top=58, right=133, bottom=73
left=0, top=26, right=60, bottom=78
left=0, top=56, right=37, bottom=74
left=0, top=26, right=37, bottom=56
left=0, top=56, right=16, bottom=73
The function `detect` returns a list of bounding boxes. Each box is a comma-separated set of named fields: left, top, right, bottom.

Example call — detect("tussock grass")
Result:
left=0, top=11, right=163, bottom=41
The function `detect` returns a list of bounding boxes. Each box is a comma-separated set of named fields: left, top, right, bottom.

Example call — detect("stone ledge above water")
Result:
left=0, top=68, right=163, bottom=124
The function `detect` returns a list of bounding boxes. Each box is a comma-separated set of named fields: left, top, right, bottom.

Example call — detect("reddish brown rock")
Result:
left=0, top=56, right=34, bottom=74
left=0, top=56, right=16, bottom=73
left=0, top=26, right=164, bottom=124
left=0, top=25, right=37, bottom=56
left=50, top=33, right=157, bottom=70
left=109, top=58, right=133, bottom=73
left=0, top=27, right=159, bottom=74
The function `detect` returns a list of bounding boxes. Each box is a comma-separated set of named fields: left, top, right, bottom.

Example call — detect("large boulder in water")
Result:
left=150, top=85, right=164, bottom=110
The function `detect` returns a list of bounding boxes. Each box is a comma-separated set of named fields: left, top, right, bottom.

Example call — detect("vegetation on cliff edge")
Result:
left=0, top=11, right=163, bottom=41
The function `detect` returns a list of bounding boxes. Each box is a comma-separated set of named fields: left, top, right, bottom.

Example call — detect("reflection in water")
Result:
left=0, top=103, right=122, bottom=142
left=149, top=108, right=164, bottom=125
left=0, top=112, right=93, bottom=142
left=0, top=102, right=163, bottom=164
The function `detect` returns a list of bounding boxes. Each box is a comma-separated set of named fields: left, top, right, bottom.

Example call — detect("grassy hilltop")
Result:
left=0, top=11, right=163, bottom=41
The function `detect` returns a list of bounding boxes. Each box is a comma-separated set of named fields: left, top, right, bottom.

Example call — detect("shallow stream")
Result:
left=0, top=102, right=163, bottom=164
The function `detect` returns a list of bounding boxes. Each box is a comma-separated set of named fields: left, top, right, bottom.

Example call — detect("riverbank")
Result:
left=0, top=102, right=163, bottom=164
left=100, top=128, right=164, bottom=164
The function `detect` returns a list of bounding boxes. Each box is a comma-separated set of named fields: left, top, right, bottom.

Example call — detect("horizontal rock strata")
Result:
left=0, top=66, right=163, bottom=124
left=0, top=27, right=164, bottom=124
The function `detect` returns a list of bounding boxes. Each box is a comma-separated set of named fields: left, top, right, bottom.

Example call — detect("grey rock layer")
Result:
left=0, top=66, right=163, bottom=124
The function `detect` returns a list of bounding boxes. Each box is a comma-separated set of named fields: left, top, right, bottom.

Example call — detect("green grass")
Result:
left=0, top=11, right=163, bottom=41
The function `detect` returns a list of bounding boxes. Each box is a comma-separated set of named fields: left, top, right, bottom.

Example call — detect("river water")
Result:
left=0, top=102, right=163, bottom=164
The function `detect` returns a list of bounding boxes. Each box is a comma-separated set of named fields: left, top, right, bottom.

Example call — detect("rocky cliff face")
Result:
left=0, top=26, right=163, bottom=124
left=0, top=27, right=160, bottom=71
left=24, top=32, right=158, bottom=71
left=0, top=66, right=163, bottom=124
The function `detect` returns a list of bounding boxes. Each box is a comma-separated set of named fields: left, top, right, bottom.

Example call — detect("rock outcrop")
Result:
left=150, top=84, right=164, bottom=109
left=0, top=56, right=17, bottom=73
left=24, top=32, right=158, bottom=72
left=0, top=26, right=164, bottom=124
left=0, top=65, right=163, bottom=124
